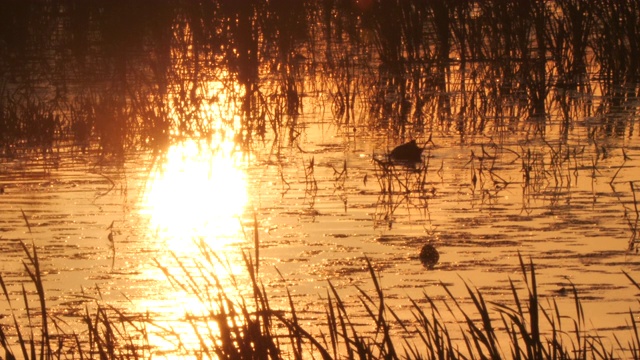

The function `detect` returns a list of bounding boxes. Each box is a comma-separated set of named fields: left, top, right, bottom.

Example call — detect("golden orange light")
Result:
left=138, top=139, right=251, bottom=355
left=142, top=139, right=248, bottom=252
left=133, top=23, right=255, bottom=356
left=142, top=64, right=248, bottom=252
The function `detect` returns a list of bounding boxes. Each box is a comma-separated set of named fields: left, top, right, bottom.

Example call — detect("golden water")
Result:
left=1, top=110, right=638, bottom=357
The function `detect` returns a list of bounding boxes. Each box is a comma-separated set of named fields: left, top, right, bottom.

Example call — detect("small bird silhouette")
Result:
left=390, top=140, right=424, bottom=162
left=419, top=243, right=439, bottom=269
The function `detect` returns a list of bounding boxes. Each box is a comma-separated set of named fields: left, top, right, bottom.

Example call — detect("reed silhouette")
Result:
left=3, top=238, right=640, bottom=359
left=0, top=0, right=637, bottom=157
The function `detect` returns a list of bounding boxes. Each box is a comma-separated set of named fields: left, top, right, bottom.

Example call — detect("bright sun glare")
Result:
left=138, top=138, right=251, bottom=352
left=143, top=139, right=248, bottom=250
left=134, top=32, right=254, bottom=354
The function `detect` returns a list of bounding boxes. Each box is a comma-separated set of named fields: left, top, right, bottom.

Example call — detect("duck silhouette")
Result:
left=389, top=140, right=424, bottom=162
left=419, top=243, right=439, bottom=269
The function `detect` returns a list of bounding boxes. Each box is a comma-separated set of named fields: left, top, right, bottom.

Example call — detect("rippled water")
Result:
left=1, top=114, right=640, bottom=355
left=3, top=2, right=640, bottom=357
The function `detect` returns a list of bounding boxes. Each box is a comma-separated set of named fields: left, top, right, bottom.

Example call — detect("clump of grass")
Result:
left=0, top=241, right=150, bottom=360
left=145, top=236, right=640, bottom=359
left=2, top=238, right=640, bottom=359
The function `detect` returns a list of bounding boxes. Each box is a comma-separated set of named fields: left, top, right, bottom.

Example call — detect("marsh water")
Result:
left=2, top=109, right=640, bottom=356
left=2, top=1, right=640, bottom=358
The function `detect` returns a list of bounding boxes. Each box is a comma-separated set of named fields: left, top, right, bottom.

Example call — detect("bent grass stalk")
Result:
left=2, top=234, right=640, bottom=359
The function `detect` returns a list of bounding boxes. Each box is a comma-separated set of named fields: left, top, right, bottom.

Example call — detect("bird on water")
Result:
left=419, top=243, right=439, bottom=269
left=389, top=139, right=424, bottom=162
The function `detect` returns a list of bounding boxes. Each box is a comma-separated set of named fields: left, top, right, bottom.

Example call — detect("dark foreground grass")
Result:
left=1, top=241, right=639, bottom=359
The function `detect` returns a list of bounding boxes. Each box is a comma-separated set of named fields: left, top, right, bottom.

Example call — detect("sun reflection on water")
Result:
left=143, top=138, right=248, bottom=252
left=138, top=138, right=254, bottom=356
left=135, top=48, right=256, bottom=355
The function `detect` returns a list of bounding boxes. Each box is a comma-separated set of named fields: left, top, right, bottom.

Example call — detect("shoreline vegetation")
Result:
left=1, top=240, right=640, bottom=359
left=2, top=1, right=640, bottom=358
left=0, top=0, right=638, bottom=158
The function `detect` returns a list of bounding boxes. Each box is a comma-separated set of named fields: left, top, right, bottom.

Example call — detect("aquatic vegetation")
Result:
left=2, top=1, right=640, bottom=359
left=0, top=1, right=638, bottom=156
left=2, top=240, right=640, bottom=359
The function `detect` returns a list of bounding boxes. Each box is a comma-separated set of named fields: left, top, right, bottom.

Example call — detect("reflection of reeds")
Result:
left=626, top=181, right=640, bottom=252
left=0, top=1, right=640, bottom=155
left=372, top=153, right=433, bottom=229
left=303, top=156, right=318, bottom=209
left=0, top=241, right=149, bottom=360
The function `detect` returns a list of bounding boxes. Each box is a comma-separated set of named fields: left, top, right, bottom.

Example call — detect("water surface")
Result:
left=1, top=113, right=639, bottom=356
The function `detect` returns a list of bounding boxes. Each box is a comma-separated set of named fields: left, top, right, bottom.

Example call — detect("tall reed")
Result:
left=1, top=238, right=640, bottom=359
